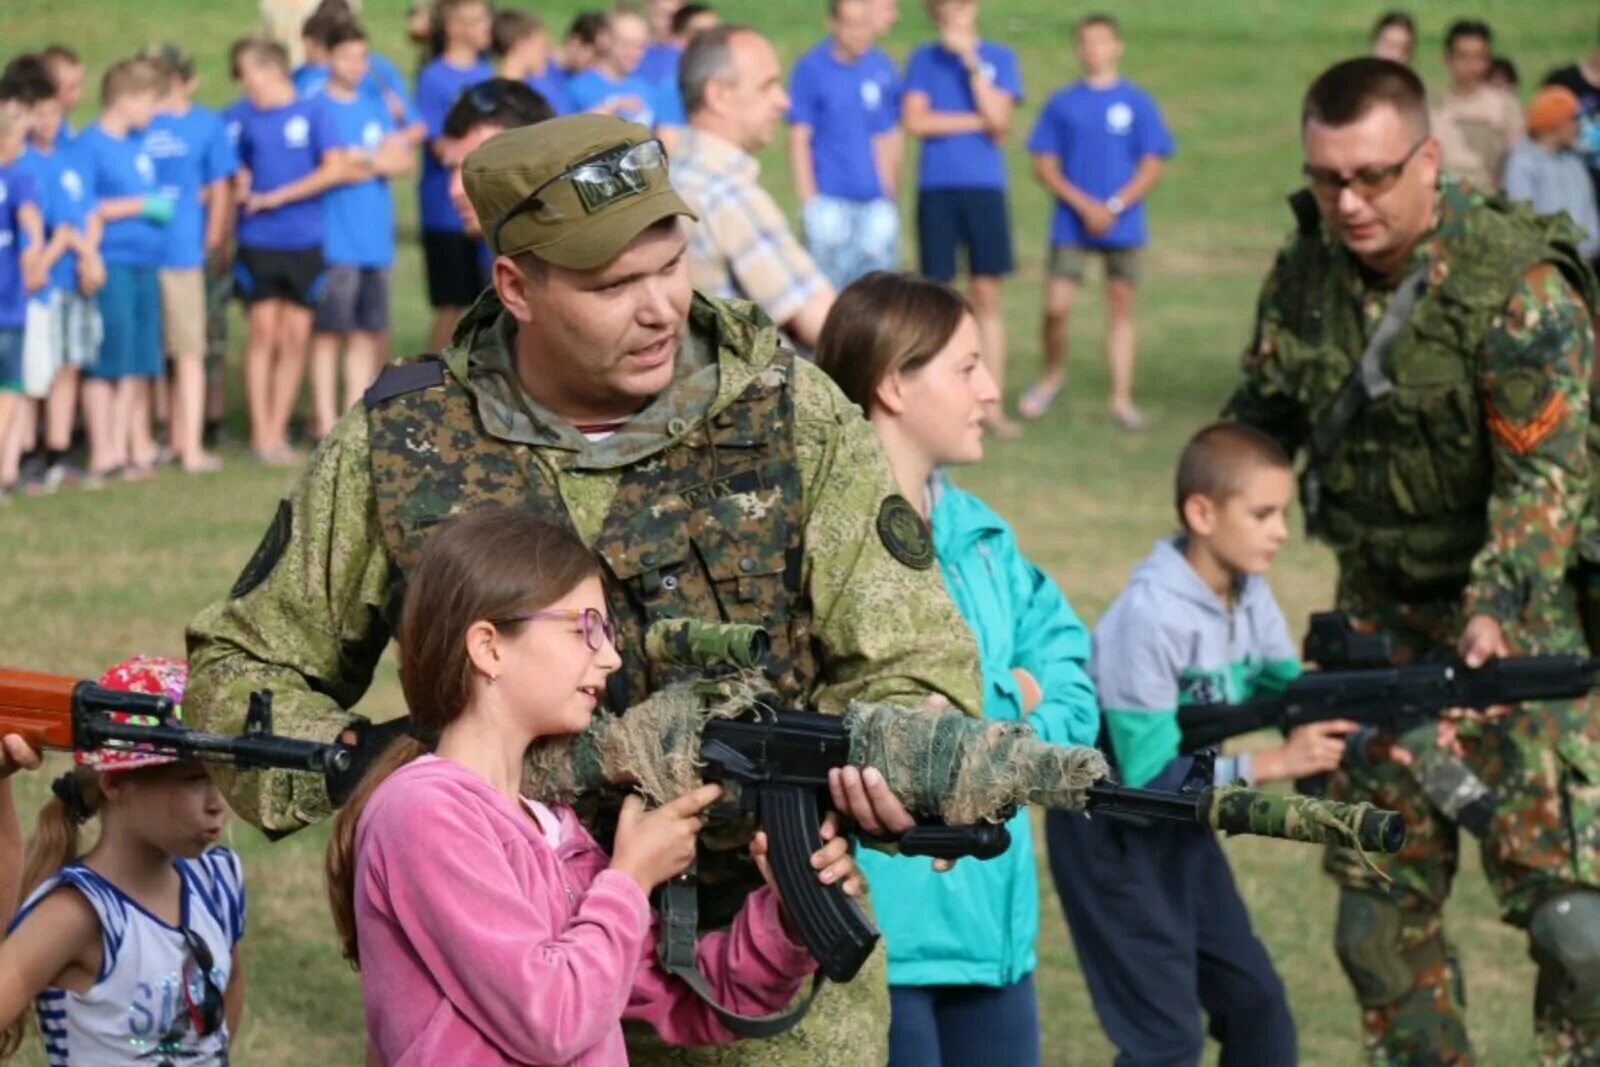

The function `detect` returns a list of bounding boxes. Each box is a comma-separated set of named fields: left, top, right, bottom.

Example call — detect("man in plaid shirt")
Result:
left=671, top=25, right=835, bottom=349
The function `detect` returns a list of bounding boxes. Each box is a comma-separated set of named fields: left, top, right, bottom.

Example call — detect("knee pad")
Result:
left=1334, top=890, right=1422, bottom=1008
left=1530, top=892, right=1600, bottom=1027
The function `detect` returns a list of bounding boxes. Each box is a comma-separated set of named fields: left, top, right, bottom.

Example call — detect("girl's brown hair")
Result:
left=325, top=508, right=600, bottom=966
left=813, top=271, right=974, bottom=415
left=1, top=767, right=104, bottom=1057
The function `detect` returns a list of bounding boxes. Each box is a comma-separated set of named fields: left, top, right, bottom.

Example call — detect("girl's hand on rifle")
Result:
left=750, top=812, right=864, bottom=899
left=610, top=784, right=723, bottom=894
left=0, top=735, right=41, bottom=780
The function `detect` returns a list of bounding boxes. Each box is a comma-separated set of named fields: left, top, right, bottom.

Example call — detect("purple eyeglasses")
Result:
left=495, top=607, right=621, bottom=653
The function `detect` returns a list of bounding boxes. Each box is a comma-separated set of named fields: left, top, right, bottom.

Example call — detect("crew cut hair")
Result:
left=1301, top=56, right=1429, bottom=138
left=680, top=23, right=753, bottom=116
left=1444, top=18, right=1491, bottom=51
left=1370, top=10, right=1415, bottom=42
left=1076, top=12, right=1120, bottom=36
left=1174, top=423, right=1292, bottom=529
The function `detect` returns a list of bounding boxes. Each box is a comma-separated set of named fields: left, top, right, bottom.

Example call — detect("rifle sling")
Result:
left=1301, top=264, right=1430, bottom=527
left=656, top=873, right=823, bottom=1038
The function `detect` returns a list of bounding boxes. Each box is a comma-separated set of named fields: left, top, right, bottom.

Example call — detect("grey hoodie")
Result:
left=1091, top=537, right=1301, bottom=789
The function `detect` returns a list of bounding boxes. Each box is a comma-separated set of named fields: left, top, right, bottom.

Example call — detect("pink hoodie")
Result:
left=354, top=755, right=817, bottom=1066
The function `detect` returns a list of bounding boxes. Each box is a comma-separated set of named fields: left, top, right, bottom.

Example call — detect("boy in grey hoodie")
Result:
left=1045, top=423, right=1355, bottom=1067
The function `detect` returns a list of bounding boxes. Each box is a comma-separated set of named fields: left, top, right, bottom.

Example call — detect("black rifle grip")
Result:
left=757, top=784, right=880, bottom=982
left=898, top=823, right=1012, bottom=860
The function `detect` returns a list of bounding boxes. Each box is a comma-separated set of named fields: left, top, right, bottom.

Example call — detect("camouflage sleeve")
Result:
left=789, top=361, right=983, bottom=717
left=1466, top=262, right=1595, bottom=622
left=1219, top=251, right=1313, bottom=456
left=184, top=406, right=395, bottom=832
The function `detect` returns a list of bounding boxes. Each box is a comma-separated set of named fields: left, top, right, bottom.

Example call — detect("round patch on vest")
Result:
left=231, top=499, right=293, bottom=599
left=876, top=494, right=934, bottom=570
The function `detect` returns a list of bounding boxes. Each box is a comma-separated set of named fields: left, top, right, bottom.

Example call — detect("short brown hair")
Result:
left=235, top=38, right=292, bottom=77
left=814, top=271, right=974, bottom=414
left=1174, top=422, right=1293, bottom=529
left=325, top=508, right=600, bottom=966
left=1302, top=56, right=1429, bottom=138
left=492, top=9, right=545, bottom=55
left=100, top=58, right=163, bottom=107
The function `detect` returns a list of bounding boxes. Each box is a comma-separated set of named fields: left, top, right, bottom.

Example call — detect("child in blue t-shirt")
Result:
left=1018, top=14, right=1175, bottom=432
left=0, top=90, right=45, bottom=500
left=788, top=1, right=902, bottom=289
left=76, top=58, right=173, bottom=484
left=492, top=9, right=571, bottom=115
left=1046, top=423, right=1354, bottom=1066
left=564, top=9, right=677, bottom=133
left=311, top=23, right=417, bottom=441
left=416, top=0, right=494, bottom=352
left=902, top=0, right=1023, bottom=437
left=230, top=40, right=343, bottom=466
left=16, top=76, right=99, bottom=494
left=144, top=44, right=239, bottom=475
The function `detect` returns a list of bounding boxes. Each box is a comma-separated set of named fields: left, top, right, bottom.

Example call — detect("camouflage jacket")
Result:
left=185, top=289, right=983, bottom=832
left=1225, top=179, right=1597, bottom=625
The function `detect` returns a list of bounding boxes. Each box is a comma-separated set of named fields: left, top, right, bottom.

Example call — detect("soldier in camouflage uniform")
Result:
left=185, top=115, right=984, bottom=1064
left=1225, top=58, right=1600, bottom=1065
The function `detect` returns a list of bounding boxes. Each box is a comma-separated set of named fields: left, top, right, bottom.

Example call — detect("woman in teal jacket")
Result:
left=816, top=272, right=1099, bottom=1067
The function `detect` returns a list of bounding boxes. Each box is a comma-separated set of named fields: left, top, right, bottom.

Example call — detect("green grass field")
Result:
left=1, top=0, right=1594, bottom=1062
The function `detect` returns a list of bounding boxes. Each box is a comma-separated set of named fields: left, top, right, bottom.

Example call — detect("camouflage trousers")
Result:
left=623, top=912, right=889, bottom=1065
left=1322, top=574, right=1600, bottom=1065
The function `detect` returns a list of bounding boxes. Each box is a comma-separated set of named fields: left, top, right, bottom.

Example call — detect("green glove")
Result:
left=139, top=195, right=176, bottom=224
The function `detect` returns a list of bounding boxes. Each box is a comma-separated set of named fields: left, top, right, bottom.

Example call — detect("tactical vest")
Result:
left=1270, top=188, right=1599, bottom=600
left=363, top=346, right=819, bottom=710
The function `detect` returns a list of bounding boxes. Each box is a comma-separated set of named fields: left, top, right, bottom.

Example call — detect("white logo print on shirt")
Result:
left=284, top=115, right=311, bottom=148
left=1106, top=102, right=1134, bottom=135
left=861, top=80, right=883, bottom=110
left=61, top=168, right=85, bottom=201
left=135, top=153, right=155, bottom=183
left=362, top=121, right=383, bottom=149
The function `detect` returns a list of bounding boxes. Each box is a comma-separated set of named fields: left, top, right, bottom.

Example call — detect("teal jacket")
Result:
left=858, top=475, right=1099, bottom=987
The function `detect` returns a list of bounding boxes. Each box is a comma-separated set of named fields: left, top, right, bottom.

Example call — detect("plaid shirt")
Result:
left=670, top=128, right=832, bottom=328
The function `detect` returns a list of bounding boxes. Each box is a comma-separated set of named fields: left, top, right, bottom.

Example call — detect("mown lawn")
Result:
left=1, top=0, right=1592, bottom=1061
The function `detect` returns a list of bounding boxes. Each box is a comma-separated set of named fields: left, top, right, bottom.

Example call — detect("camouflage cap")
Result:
left=464, top=114, right=697, bottom=270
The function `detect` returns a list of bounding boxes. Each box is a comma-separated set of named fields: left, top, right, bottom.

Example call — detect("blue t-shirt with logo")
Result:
left=145, top=105, right=239, bottom=269
left=233, top=97, right=336, bottom=250
left=0, top=161, right=39, bottom=327
left=636, top=42, right=680, bottom=85
left=416, top=56, right=493, bottom=233
left=321, top=93, right=398, bottom=268
left=565, top=69, right=670, bottom=130
left=77, top=123, right=165, bottom=266
left=903, top=41, right=1022, bottom=191
left=523, top=67, right=570, bottom=115
left=789, top=41, right=901, bottom=202
left=1027, top=80, right=1174, bottom=249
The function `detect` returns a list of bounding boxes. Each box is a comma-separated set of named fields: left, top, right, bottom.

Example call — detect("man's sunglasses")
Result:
left=489, top=140, right=668, bottom=255
left=1302, top=137, right=1428, bottom=201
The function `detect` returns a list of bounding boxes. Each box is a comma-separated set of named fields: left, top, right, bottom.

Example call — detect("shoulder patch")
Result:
left=876, top=494, right=934, bottom=570
left=231, top=500, right=292, bottom=599
left=362, top=357, right=445, bottom=409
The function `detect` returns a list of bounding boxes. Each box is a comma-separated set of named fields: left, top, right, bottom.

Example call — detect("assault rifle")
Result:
left=521, top=619, right=1405, bottom=1035
left=0, top=666, right=352, bottom=774
left=1176, top=613, right=1600, bottom=752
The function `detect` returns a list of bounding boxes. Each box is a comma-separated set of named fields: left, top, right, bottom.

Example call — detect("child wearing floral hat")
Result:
left=0, top=656, right=246, bottom=1065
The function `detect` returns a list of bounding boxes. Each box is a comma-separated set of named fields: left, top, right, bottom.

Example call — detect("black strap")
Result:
left=1301, top=264, right=1430, bottom=531
left=656, top=872, right=823, bottom=1038
left=362, top=357, right=446, bottom=409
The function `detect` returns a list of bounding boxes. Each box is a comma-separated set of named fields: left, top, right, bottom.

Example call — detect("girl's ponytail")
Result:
left=1, top=768, right=102, bottom=1059
left=324, top=733, right=430, bottom=967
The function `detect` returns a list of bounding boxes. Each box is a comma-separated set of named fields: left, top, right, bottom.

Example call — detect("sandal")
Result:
left=1017, top=378, right=1065, bottom=421
left=1111, top=407, right=1148, bottom=432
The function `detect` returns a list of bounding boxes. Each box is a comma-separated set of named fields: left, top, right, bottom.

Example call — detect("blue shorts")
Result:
left=88, top=264, right=162, bottom=381
left=0, top=326, right=22, bottom=392
left=916, top=188, right=1014, bottom=281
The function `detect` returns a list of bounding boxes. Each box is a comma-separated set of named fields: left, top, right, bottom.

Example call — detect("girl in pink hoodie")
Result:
left=325, top=508, right=861, bottom=1066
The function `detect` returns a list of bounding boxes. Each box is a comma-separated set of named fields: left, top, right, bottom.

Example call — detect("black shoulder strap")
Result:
left=362, top=357, right=446, bottom=409
left=1288, top=189, right=1321, bottom=236
left=655, top=873, right=823, bottom=1038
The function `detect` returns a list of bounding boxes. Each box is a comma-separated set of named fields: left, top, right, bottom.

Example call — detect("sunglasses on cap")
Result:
left=1302, top=137, right=1427, bottom=202
left=492, top=607, right=622, bottom=653
left=489, top=139, right=669, bottom=255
